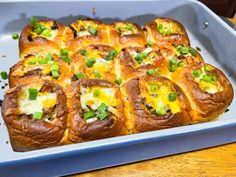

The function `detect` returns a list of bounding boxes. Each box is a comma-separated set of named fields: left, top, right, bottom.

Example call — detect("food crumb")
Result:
left=4, top=83, right=8, bottom=86
left=1, top=55, right=7, bottom=59
left=225, top=109, right=229, bottom=113
left=6, top=141, right=9, bottom=144
left=1, top=86, right=5, bottom=89
left=196, top=47, right=201, bottom=51
left=92, top=7, right=96, bottom=16
left=0, top=99, right=2, bottom=107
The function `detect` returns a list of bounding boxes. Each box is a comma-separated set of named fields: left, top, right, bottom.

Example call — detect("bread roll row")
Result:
left=2, top=17, right=233, bottom=151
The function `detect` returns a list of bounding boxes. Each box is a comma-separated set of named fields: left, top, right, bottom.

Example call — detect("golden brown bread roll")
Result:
left=112, top=22, right=146, bottom=48
left=172, top=62, right=234, bottom=123
left=1, top=81, right=68, bottom=151
left=68, top=19, right=110, bottom=52
left=70, top=44, right=118, bottom=83
left=19, top=18, right=72, bottom=60
left=121, top=76, right=191, bottom=133
left=119, top=46, right=166, bottom=80
left=9, top=53, right=71, bottom=88
left=144, top=17, right=190, bottom=46
left=67, top=79, right=127, bottom=142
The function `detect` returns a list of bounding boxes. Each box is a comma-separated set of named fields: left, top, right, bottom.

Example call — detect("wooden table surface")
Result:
left=71, top=19, right=236, bottom=177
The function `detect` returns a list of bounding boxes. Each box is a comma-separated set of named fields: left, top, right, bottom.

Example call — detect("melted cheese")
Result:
left=142, top=83, right=180, bottom=114
left=80, top=86, right=117, bottom=111
left=194, top=67, right=223, bottom=94
left=19, top=91, right=57, bottom=115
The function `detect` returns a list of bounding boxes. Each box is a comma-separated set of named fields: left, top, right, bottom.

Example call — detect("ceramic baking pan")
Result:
left=0, top=0, right=236, bottom=176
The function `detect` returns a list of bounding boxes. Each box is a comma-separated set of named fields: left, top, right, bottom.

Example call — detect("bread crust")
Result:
left=1, top=81, right=68, bottom=151
left=67, top=79, right=127, bottom=142
left=123, top=76, right=191, bottom=133
left=173, top=63, right=234, bottom=123
left=19, top=20, right=71, bottom=59
left=144, top=17, right=190, bottom=46
left=9, top=54, right=71, bottom=88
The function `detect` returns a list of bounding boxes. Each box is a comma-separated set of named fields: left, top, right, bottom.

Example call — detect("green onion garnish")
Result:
left=115, top=78, right=122, bottom=85
left=147, top=41, right=153, bottom=47
left=51, top=70, right=59, bottom=79
left=98, top=103, right=108, bottom=113
left=86, top=58, right=96, bottom=68
left=192, top=70, right=200, bottom=78
left=12, top=33, right=19, bottom=40
left=156, top=105, right=167, bottom=116
left=150, top=84, right=158, bottom=92
left=168, top=92, right=178, bottom=102
left=98, top=111, right=108, bottom=120
left=84, top=111, right=96, bottom=119
left=28, top=88, right=38, bottom=100
left=0, top=71, right=8, bottom=80
left=75, top=72, right=84, bottom=79
left=78, top=49, right=88, bottom=56
left=93, top=89, right=100, bottom=98
left=33, top=112, right=43, bottom=120
left=204, top=65, right=213, bottom=72
left=201, top=75, right=216, bottom=84
left=88, top=26, right=97, bottom=35
left=106, top=50, right=118, bottom=61
left=126, top=24, right=133, bottom=30
left=147, top=69, right=154, bottom=76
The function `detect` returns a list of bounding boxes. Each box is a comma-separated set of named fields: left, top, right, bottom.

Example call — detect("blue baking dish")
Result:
left=0, top=0, right=236, bottom=176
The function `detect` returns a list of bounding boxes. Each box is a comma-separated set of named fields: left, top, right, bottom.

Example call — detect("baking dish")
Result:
left=0, top=0, right=236, bottom=176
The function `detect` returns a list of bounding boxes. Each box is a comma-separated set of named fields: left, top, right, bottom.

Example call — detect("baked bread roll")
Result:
left=119, top=46, right=166, bottom=80
left=19, top=18, right=72, bottom=60
left=1, top=81, right=68, bottom=151
left=68, top=19, right=109, bottom=52
left=121, top=76, right=191, bottom=133
left=9, top=53, right=71, bottom=88
left=144, top=17, right=190, bottom=46
left=67, top=79, right=127, bottom=142
left=71, top=44, right=118, bottom=83
left=173, top=63, right=234, bottom=123
left=112, top=22, right=146, bottom=48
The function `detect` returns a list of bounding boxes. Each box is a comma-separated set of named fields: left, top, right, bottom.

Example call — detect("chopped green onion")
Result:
left=60, top=55, right=70, bottom=64
left=86, top=58, right=96, bottom=68
left=28, top=60, right=37, bottom=65
left=94, top=71, right=101, bottom=78
left=93, top=89, right=100, bottom=98
left=0, top=71, right=8, bottom=80
left=154, top=68, right=161, bottom=76
left=204, top=65, right=213, bottom=72
left=84, top=111, right=96, bottom=119
left=176, top=45, right=196, bottom=56
left=168, top=92, right=178, bottom=102
left=51, top=64, right=59, bottom=71
left=106, top=50, right=118, bottom=61
left=46, top=53, right=53, bottom=61
left=12, top=33, right=19, bottom=40
left=177, top=61, right=184, bottom=68
left=97, top=103, right=108, bottom=113
left=88, top=26, right=97, bottom=35
left=98, top=111, right=108, bottom=120
left=33, top=112, right=43, bottom=120
left=156, top=105, right=167, bottom=116
left=150, top=84, right=158, bottom=92
left=51, top=70, right=59, bottom=79
left=28, top=88, right=38, bottom=100
left=126, top=24, right=133, bottom=30
left=115, top=78, right=122, bottom=85
left=170, top=57, right=177, bottom=65
left=60, top=48, right=69, bottom=56
left=201, top=75, right=216, bottom=84
left=147, top=69, right=154, bottom=76
left=75, top=72, right=84, bottom=79
left=192, top=70, right=200, bottom=78
left=158, top=24, right=164, bottom=34
left=41, top=29, right=52, bottom=37
left=30, top=17, right=37, bottom=26
left=147, top=41, right=153, bottom=47
left=38, top=59, right=48, bottom=64
left=47, top=60, right=55, bottom=65
left=78, top=49, right=88, bottom=56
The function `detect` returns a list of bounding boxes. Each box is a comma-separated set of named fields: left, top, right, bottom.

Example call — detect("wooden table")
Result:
left=71, top=19, right=236, bottom=177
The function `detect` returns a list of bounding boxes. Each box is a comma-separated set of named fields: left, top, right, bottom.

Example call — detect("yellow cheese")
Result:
left=19, top=91, right=57, bottom=115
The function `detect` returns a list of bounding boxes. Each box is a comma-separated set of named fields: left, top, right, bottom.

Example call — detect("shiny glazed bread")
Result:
left=2, top=17, right=233, bottom=151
